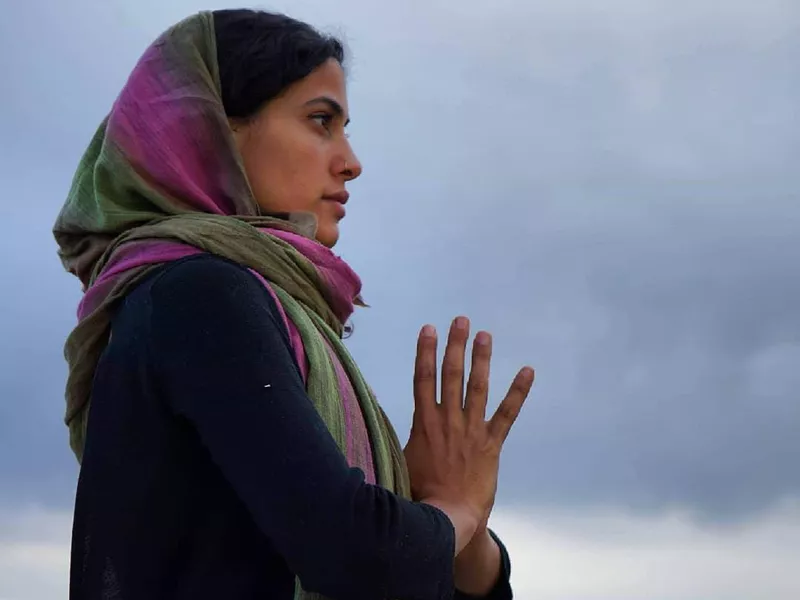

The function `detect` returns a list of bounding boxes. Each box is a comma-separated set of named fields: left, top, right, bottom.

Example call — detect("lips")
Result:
left=322, top=190, right=349, bottom=205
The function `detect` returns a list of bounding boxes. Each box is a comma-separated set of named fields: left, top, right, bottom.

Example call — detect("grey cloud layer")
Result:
left=1, top=0, right=797, bottom=522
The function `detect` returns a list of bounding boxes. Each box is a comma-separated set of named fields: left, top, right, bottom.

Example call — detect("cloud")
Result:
left=495, top=499, right=800, bottom=599
left=0, top=507, right=71, bottom=600
left=333, top=0, right=800, bottom=519
left=2, top=502, right=799, bottom=600
left=1, top=0, right=798, bottom=524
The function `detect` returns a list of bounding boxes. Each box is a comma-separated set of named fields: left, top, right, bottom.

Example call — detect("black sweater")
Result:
left=70, top=254, right=512, bottom=600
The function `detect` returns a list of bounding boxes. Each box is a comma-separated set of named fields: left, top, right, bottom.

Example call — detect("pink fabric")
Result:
left=322, top=336, right=376, bottom=483
left=107, top=42, right=251, bottom=216
left=248, top=270, right=309, bottom=383
left=269, top=230, right=363, bottom=324
left=79, top=243, right=201, bottom=319
left=251, top=270, right=375, bottom=479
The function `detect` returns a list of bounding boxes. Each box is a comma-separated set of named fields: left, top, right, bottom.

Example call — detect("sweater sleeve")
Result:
left=143, top=255, right=456, bottom=600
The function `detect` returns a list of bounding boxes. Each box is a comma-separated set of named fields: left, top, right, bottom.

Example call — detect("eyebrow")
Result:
left=304, top=96, right=350, bottom=126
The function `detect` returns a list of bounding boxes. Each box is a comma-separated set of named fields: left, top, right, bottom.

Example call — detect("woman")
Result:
left=54, top=9, right=534, bottom=600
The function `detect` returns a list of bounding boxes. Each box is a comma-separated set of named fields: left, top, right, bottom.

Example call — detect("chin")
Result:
left=315, top=224, right=340, bottom=248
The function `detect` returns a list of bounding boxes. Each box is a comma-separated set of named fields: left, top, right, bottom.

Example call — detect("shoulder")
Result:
left=127, top=254, right=269, bottom=301
left=150, top=254, right=266, bottom=296
left=120, top=254, right=285, bottom=330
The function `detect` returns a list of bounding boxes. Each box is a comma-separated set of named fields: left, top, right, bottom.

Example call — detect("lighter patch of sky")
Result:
left=3, top=503, right=800, bottom=600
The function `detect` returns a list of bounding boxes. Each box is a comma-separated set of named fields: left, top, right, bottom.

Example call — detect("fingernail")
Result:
left=421, top=324, right=436, bottom=337
left=455, top=316, right=469, bottom=330
left=476, top=331, right=491, bottom=346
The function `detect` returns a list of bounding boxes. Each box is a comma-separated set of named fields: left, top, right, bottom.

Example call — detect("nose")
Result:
left=338, top=143, right=363, bottom=182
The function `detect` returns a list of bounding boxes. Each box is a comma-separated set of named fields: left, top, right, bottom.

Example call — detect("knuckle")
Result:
left=419, top=335, right=436, bottom=348
left=474, top=340, right=492, bottom=356
left=468, top=378, right=488, bottom=395
left=477, top=432, right=500, bottom=453
left=497, top=404, right=518, bottom=422
left=472, top=351, right=489, bottom=366
left=512, top=379, right=530, bottom=394
left=416, top=364, right=435, bottom=380
left=442, top=362, right=464, bottom=379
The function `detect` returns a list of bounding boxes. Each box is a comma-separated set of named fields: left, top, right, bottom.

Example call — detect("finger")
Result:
left=464, top=331, right=492, bottom=424
left=413, top=324, right=438, bottom=427
left=488, top=367, right=535, bottom=443
left=441, top=316, right=469, bottom=418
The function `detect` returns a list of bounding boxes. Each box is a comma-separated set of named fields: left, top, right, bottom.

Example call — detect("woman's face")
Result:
left=232, top=58, right=362, bottom=248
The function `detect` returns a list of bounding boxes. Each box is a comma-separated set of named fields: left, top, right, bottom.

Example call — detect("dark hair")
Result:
left=213, top=9, right=345, bottom=120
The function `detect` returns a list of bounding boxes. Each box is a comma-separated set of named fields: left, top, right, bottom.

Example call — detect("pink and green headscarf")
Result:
left=54, top=12, right=410, bottom=597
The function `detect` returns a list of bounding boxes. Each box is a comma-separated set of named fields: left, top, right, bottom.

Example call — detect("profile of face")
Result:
left=231, top=58, right=362, bottom=248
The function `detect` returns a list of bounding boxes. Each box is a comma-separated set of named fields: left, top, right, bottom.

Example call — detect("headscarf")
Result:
left=53, top=12, right=410, bottom=599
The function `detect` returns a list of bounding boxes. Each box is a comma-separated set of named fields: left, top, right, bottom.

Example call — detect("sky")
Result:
left=1, top=0, right=799, bottom=598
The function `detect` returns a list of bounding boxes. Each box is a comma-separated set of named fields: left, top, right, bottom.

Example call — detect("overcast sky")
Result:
left=1, top=0, right=799, bottom=598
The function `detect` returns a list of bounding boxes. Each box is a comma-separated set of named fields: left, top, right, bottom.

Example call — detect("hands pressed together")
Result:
left=403, top=316, right=534, bottom=593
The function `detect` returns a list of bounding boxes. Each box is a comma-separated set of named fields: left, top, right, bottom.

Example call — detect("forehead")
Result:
left=280, top=59, right=347, bottom=109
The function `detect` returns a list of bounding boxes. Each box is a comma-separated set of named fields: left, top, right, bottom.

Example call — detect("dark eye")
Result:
left=310, top=112, right=334, bottom=130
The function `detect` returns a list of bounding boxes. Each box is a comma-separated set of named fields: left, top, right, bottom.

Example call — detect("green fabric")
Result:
left=277, top=289, right=406, bottom=492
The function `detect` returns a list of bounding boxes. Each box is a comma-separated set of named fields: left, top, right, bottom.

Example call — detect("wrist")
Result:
left=458, top=526, right=495, bottom=559
left=421, top=498, right=481, bottom=554
left=454, top=528, right=501, bottom=595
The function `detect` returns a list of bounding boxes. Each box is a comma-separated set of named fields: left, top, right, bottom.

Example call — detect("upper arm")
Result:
left=139, top=255, right=457, bottom=600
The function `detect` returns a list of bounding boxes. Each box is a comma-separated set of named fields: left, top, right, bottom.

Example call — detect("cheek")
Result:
left=244, top=127, right=327, bottom=212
